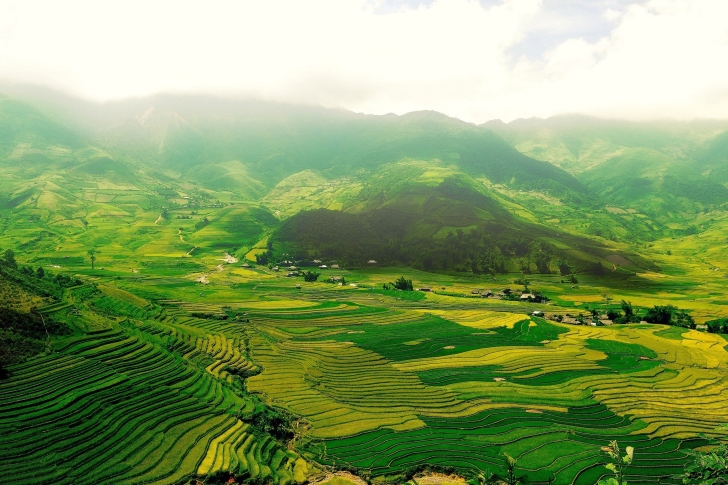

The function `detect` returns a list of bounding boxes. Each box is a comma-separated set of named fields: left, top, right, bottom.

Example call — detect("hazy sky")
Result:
left=0, top=0, right=727, bottom=122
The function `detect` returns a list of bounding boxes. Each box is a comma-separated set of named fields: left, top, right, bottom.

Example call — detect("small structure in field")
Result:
left=367, top=259, right=377, bottom=264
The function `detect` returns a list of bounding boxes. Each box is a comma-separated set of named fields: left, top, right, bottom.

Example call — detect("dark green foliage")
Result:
left=194, top=216, right=210, bottom=231
left=303, top=270, right=320, bottom=282
left=0, top=329, right=45, bottom=370
left=36, top=266, right=44, bottom=278
left=0, top=308, right=71, bottom=339
left=0, top=309, right=71, bottom=370
left=393, top=276, right=413, bottom=291
left=678, top=425, right=728, bottom=485
left=242, top=406, right=294, bottom=441
left=706, top=318, right=728, bottom=334
left=606, top=309, right=622, bottom=321
left=559, top=261, right=572, bottom=276
left=274, top=205, right=619, bottom=274
left=644, top=305, right=676, bottom=325
left=675, top=310, right=695, bottom=329
left=3, top=248, right=17, bottom=268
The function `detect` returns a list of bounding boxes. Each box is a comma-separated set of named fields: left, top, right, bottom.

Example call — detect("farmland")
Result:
left=2, top=91, right=728, bottom=484
left=3, top=257, right=728, bottom=484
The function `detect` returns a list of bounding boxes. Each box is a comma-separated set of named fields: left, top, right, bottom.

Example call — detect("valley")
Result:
left=2, top=89, right=728, bottom=484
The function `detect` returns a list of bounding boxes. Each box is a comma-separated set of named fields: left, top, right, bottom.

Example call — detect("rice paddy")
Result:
left=2, top=264, right=727, bottom=483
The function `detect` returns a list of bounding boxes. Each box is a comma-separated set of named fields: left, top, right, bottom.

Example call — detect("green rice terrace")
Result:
left=2, top=255, right=728, bottom=484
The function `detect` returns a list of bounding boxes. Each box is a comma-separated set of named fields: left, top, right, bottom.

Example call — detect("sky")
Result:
left=0, top=0, right=727, bottom=123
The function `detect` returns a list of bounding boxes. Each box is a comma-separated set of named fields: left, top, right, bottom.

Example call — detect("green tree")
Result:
left=394, top=276, right=413, bottom=291
left=644, top=305, right=676, bottom=325
left=303, top=271, right=320, bottom=282
left=559, top=261, right=572, bottom=276
left=3, top=249, right=17, bottom=269
left=620, top=300, right=634, bottom=320
left=36, top=267, right=45, bottom=279
left=679, top=425, right=728, bottom=484
left=598, top=440, right=633, bottom=485
left=88, top=249, right=97, bottom=270
left=501, top=453, right=523, bottom=485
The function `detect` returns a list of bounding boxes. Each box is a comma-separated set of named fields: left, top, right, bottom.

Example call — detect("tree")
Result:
left=501, top=454, right=523, bottom=485
left=393, top=276, right=413, bottom=291
left=707, top=318, right=728, bottom=334
left=599, top=440, right=633, bottom=485
left=88, top=249, right=97, bottom=270
left=621, top=300, right=634, bottom=320
left=644, top=305, right=676, bottom=325
left=479, top=454, right=525, bottom=485
left=303, top=271, right=320, bottom=282
left=3, top=249, right=17, bottom=269
left=559, top=261, right=572, bottom=276
left=36, top=267, right=45, bottom=279
left=679, top=425, right=728, bottom=484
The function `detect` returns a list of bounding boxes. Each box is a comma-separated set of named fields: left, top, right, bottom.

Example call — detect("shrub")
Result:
left=393, top=276, right=413, bottom=291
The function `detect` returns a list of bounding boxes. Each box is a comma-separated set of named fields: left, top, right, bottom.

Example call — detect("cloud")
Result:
left=0, top=0, right=726, bottom=122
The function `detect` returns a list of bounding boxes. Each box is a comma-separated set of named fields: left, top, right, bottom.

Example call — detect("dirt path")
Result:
left=178, top=229, right=185, bottom=243
left=154, top=213, right=163, bottom=225
left=222, top=252, right=238, bottom=264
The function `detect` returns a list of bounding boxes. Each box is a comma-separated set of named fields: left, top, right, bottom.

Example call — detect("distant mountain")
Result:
left=3, top=88, right=588, bottom=201
left=486, top=115, right=728, bottom=219
left=0, top=86, right=710, bottom=276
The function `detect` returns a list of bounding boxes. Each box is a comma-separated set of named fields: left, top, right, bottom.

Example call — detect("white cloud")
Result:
left=0, top=0, right=726, bottom=122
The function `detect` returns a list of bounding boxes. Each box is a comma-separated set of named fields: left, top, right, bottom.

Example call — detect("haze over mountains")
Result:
left=1, top=85, right=727, bottom=274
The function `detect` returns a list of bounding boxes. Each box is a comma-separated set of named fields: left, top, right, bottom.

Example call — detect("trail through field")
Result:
left=221, top=252, right=238, bottom=264
left=185, top=246, right=197, bottom=257
left=154, top=213, right=163, bottom=224
left=216, top=264, right=224, bottom=272
left=178, top=229, right=185, bottom=243
left=313, top=472, right=368, bottom=485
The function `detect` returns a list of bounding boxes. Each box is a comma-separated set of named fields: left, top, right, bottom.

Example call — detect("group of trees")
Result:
left=706, top=317, right=728, bottom=334
left=302, top=271, right=320, bottom=282
left=383, top=277, right=414, bottom=291
left=595, top=301, right=695, bottom=328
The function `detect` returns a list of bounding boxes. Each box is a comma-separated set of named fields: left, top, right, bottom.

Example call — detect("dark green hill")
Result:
left=273, top=170, right=650, bottom=274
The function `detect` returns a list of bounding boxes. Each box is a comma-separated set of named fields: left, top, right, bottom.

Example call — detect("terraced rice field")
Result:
left=2, top=281, right=726, bottom=484
left=243, top=300, right=726, bottom=483
left=0, top=296, right=308, bottom=485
